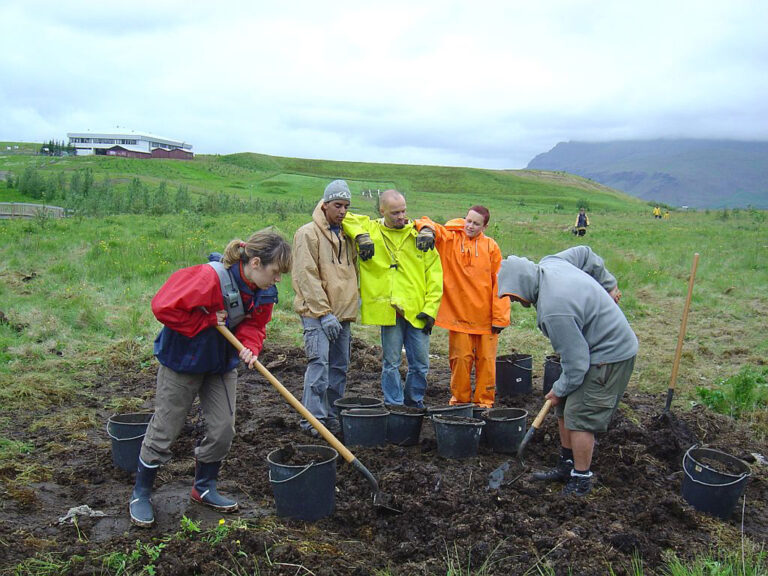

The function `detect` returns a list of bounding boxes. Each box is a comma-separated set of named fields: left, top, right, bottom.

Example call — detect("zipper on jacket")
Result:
left=325, top=227, right=349, bottom=265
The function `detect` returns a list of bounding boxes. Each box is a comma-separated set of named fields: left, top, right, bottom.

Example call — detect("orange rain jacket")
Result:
left=415, top=217, right=510, bottom=334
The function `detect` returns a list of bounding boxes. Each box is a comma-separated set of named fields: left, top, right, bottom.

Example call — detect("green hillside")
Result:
left=0, top=143, right=644, bottom=217
left=1, top=143, right=766, bottom=402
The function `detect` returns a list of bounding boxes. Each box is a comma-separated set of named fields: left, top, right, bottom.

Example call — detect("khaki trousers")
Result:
left=140, top=365, right=238, bottom=466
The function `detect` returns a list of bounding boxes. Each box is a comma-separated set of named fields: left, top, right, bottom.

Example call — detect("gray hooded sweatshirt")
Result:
left=497, top=246, right=638, bottom=397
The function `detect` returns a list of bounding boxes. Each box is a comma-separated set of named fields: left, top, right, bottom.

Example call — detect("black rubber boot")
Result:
left=129, top=459, right=159, bottom=528
left=563, top=472, right=593, bottom=496
left=190, top=460, right=238, bottom=512
left=531, top=457, right=573, bottom=482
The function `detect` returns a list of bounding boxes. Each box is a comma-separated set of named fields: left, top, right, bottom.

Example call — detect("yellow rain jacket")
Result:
left=342, top=212, right=443, bottom=328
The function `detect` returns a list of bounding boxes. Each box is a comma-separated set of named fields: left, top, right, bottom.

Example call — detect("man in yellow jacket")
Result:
left=415, top=206, right=510, bottom=407
left=292, top=180, right=359, bottom=435
left=342, top=190, right=443, bottom=408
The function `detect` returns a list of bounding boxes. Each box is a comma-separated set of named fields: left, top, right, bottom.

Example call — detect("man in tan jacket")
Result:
left=292, top=180, right=359, bottom=436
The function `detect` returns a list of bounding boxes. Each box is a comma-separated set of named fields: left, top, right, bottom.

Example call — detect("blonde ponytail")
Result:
left=221, top=228, right=292, bottom=272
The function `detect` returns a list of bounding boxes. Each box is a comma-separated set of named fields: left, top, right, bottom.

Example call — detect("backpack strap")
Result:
left=207, top=261, right=246, bottom=329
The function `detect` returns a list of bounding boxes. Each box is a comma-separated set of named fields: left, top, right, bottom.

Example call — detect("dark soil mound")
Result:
left=1, top=339, right=766, bottom=575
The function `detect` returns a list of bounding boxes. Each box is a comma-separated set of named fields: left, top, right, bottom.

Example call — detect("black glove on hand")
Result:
left=356, top=233, right=375, bottom=261
left=416, top=312, right=435, bottom=335
left=416, top=228, right=435, bottom=252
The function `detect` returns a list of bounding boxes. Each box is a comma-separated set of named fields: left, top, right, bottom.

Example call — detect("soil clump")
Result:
left=1, top=339, right=766, bottom=575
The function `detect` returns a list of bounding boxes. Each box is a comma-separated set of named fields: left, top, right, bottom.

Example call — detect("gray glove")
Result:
left=320, top=313, right=342, bottom=341
left=416, top=228, right=435, bottom=252
left=487, top=461, right=510, bottom=489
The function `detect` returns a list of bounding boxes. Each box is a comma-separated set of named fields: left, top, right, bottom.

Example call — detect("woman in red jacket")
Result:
left=129, top=229, right=291, bottom=528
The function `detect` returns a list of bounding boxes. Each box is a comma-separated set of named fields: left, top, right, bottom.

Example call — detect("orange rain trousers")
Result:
left=448, top=331, right=498, bottom=408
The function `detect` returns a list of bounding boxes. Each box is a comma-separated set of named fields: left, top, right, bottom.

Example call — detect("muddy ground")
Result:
left=1, top=339, right=766, bottom=575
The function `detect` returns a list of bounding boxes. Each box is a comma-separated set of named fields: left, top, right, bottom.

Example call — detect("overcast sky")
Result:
left=1, top=1, right=767, bottom=169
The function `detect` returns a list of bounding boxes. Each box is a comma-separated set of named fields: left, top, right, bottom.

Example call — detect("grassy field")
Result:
left=2, top=146, right=765, bottom=416
left=1, top=144, right=766, bottom=574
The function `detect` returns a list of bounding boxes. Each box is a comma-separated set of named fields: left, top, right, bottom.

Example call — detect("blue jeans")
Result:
left=380, top=316, right=430, bottom=407
left=300, top=317, right=351, bottom=429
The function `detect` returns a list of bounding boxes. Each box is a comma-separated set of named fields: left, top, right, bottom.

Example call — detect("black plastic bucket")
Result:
left=267, top=445, right=338, bottom=521
left=334, top=396, right=385, bottom=426
left=106, top=413, right=153, bottom=471
left=543, top=354, right=562, bottom=395
left=496, top=354, right=533, bottom=397
left=427, top=403, right=474, bottom=419
left=483, top=408, right=528, bottom=454
left=341, top=408, right=389, bottom=447
left=682, top=445, right=751, bottom=519
left=432, top=415, right=485, bottom=459
left=386, top=405, right=425, bottom=446
left=473, top=406, right=490, bottom=445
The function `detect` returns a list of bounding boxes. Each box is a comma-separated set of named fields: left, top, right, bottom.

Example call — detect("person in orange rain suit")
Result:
left=414, top=206, right=510, bottom=407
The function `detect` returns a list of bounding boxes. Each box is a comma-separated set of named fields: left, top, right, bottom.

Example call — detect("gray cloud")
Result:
left=1, top=0, right=767, bottom=170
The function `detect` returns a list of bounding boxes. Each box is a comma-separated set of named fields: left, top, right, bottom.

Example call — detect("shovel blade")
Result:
left=517, top=427, right=536, bottom=460
left=373, top=490, right=402, bottom=514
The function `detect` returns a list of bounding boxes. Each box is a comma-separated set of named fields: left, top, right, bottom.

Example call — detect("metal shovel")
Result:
left=486, top=399, right=554, bottom=488
left=516, top=399, right=554, bottom=463
left=216, top=325, right=400, bottom=513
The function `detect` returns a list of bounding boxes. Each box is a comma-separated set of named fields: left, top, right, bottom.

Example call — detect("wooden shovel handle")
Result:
left=532, top=399, right=554, bottom=430
left=216, top=325, right=357, bottom=464
left=668, top=253, right=699, bottom=393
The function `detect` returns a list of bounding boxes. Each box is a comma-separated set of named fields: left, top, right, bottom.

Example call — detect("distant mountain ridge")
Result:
left=526, top=139, right=768, bottom=209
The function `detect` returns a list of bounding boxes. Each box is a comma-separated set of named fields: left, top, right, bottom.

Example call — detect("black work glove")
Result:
left=416, top=228, right=435, bottom=252
left=492, top=326, right=505, bottom=335
left=355, top=233, right=375, bottom=261
left=416, top=312, right=435, bottom=335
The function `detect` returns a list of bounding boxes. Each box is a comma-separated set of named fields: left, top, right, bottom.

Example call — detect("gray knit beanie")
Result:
left=323, top=180, right=351, bottom=202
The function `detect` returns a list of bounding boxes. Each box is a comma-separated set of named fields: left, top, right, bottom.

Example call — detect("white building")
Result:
left=66, top=131, right=193, bottom=157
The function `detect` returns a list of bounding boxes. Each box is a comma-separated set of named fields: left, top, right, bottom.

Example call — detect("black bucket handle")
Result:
left=432, top=415, right=485, bottom=427
left=487, top=413, right=528, bottom=422
left=269, top=460, right=316, bottom=485
left=683, top=445, right=751, bottom=488
left=106, top=421, right=147, bottom=443
left=498, top=356, right=533, bottom=370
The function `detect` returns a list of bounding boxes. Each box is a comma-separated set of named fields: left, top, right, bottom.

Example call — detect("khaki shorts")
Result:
left=555, top=356, right=635, bottom=433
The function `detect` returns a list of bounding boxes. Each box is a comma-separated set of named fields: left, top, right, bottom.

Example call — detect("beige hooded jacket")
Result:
left=292, top=200, right=359, bottom=321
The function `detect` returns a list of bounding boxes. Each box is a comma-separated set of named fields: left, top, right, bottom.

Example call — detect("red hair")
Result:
left=468, top=205, right=490, bottom=226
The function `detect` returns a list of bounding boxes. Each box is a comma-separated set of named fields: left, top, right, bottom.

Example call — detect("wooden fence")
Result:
left=0, top=202, right=66, bottom=219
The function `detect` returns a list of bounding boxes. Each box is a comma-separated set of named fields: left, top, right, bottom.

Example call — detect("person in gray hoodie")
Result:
left=498, top=246, right=637, bottom=496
